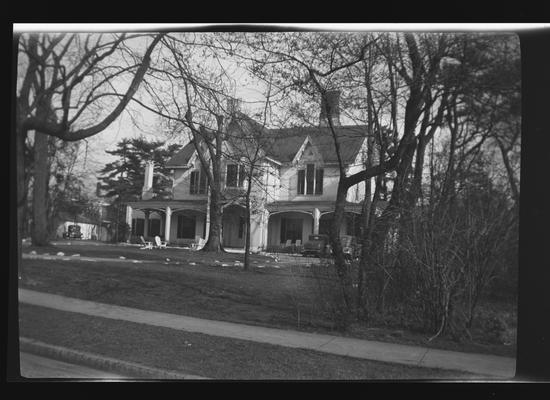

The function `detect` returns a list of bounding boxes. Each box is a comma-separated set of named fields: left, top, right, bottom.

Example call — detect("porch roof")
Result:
left=126, top=199, right=207, bottom=213
left=266, top=200, right=364, bottom=214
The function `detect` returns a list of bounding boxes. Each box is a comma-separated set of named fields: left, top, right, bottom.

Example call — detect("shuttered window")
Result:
left=315, top=168, right=324, bottom=194
left=306, top=164, right=314, bottom=194
left=297, top=165, right=324, bottom=195
left=297, top=169, right=305, bottom=194
left=189, top=170, right=199, bottom=194
left=190, top=169, right=207, bottom=195
left=199, top=169, right=207, bottom=194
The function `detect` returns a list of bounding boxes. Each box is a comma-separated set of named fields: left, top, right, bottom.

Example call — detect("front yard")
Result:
left=19, top=242, right=517, bottom=358
left=19, top=304, right=480, bottom=380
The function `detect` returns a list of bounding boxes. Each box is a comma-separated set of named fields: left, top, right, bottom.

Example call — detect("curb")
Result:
left=20, top=337, right=209, bottom=380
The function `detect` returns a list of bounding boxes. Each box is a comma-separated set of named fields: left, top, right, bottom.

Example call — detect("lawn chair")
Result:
left=191, top=235, right=203, bottom=250
left=140, top=236, right=153, bottom=250
left=154, top=236, right=167, bottom=249
left=295, top=239, right=302, bottom=253
left=284, top=239, right=292, bottom=247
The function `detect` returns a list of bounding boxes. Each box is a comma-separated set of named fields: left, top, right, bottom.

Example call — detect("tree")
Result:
left=231, top=32, right=452, bottom=320
left=16, top=31, right=164, bottom=250
left=223, top=105, right=273, bottom=269
left=98, top=137, right=179, bottom=241
left=133, top=33, right=242, bottom=252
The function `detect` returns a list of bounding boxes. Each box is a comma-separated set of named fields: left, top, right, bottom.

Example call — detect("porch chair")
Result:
left=294, top=239, right=302, bottom=253
left=154, top=236, right=167, bottom=249
left=140, top=236, right=153, bottom=250
left=191, top=235, right=204, bottom=250
left=284, top=239, right=292, bottom=247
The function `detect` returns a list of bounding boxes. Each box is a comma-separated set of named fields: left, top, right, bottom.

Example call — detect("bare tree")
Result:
left=16, top=32, right=164, bottom=248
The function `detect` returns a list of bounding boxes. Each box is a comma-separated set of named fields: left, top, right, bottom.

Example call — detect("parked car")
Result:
left=302, top=234, right=360, bottom=260
left=63, top=224, right=83, bottom=239
left=301, top=234, right=331, bottom=257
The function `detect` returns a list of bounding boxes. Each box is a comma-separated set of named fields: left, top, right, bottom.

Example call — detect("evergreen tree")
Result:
left=98, top=137, right=180, bottom=202
left=98, top=137, right=179, bottom=241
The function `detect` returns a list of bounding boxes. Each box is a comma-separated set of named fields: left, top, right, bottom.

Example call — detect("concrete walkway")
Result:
left=19, top=288, right=516, bottom=378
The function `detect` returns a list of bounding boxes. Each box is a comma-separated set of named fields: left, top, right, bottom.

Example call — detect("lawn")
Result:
left=19, top=304, right=482, bottom=380
left=22, top=241, right=276, bottom=265
left=19, top=242, right=517, bottom=358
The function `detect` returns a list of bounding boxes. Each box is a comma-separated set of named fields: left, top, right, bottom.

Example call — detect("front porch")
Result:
left=265, top=200, right=363, bottom=251
left=126, top=200, right=208, bottom=246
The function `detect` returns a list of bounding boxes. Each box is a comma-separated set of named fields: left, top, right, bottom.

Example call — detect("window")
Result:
left=177, top=215, right=196, bottom=239
left=198, top=169, right=207, bottom=194
left=306, top=164, right=314, bottom=194
left=189, top=170, right=199, bottom=194
left=315, top=168, right=324, bottom=195
left=190, top=169, right=208, bottom=195
left=280, top=218, right=303, bottom=243
left=149, top=219, right=161, bottom=237
left=297, top=165, right=324, bottom=195
left=226, top=164, right=246, bottom=188
left=297, top=169, right=305, bottom=194
left=226, top=164, right=238, bottom=187
left=132, top=218, right=144, bottom=236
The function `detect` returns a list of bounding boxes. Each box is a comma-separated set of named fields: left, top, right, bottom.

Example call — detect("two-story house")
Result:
left=125, top=91, right=376, bottom=251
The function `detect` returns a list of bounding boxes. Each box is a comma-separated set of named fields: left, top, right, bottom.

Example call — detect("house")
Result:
left=125, top=91, right=377, bottom=251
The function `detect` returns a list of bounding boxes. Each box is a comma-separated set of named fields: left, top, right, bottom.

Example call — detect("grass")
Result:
left=19, top=304, right=483, bottom=380
left=19, top=242, right=517, bottom=358
left=23, top=242, right=275, bottom=265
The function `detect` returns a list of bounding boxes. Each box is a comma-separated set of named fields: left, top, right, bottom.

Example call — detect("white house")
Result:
left=126, top=91, right=378, bottom=251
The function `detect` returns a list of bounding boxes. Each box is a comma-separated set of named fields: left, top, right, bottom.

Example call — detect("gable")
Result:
left=266, top=125, right=367, bottom=165
left=292, top=136, right=324, bottom=165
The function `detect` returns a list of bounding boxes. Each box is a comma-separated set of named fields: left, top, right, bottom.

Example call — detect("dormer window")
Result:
left=297, top=163, right=323, bottom=195
left=226, top=164, right=246, bottom=188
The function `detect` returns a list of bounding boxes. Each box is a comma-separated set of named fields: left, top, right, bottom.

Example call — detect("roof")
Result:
left=265, top=125, right=368, bottom=164
left=165, top=115, right=368, bottom=167
left=166, top=142, right=196, bottom=167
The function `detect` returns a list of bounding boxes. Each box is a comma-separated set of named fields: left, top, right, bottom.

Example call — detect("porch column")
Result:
left=261, top=209, right=269, bottom=249
left=164, top=206, right=172, bottom=243
left=143, top=210, right=150, bottom=238
left=125, top=205, right=133, bottom=242
left=313, top=208, right=321, bottom=234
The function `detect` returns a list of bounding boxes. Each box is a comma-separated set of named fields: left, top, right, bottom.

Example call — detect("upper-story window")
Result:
left=226, top=164, right=246, bottom=188
left=190, top=169, right=207, bottom=194
left=297, top=163, right=323, bottom=195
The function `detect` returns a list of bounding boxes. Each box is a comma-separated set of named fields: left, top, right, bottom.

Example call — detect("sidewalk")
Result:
left=19, top=288, right=516, bottom=378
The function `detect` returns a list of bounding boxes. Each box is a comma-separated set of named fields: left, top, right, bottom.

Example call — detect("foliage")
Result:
left=98, top=137, right=179, bottom=203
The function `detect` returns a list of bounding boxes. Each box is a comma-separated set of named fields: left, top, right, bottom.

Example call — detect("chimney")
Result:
left=227, top=97, right=242, bottom=115
left=319, top=90, right=341, bottom=126
left=142, top=161, right=154, bottom=199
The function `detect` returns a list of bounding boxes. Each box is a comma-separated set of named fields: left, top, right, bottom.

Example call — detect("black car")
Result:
left=301, top=234, right=331, bottom=257
left=302, top=234, right=360, bottom=260
left=63, top=224, right=83, bottom=239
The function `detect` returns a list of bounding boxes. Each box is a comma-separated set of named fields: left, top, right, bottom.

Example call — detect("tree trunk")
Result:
left=243, top=176, right=253, bottom=270
left=203, top=187, right=223, bottom=252
left=31, top=131, right=51, bottom=246
left=330, top=183, right=353, bottom=314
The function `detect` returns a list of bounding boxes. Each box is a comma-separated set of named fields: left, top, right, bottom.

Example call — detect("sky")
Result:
left=15, top=23, right=534, bottom=197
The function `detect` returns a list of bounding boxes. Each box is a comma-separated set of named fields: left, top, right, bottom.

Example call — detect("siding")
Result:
left=172, top=158, right=208, bottom=201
